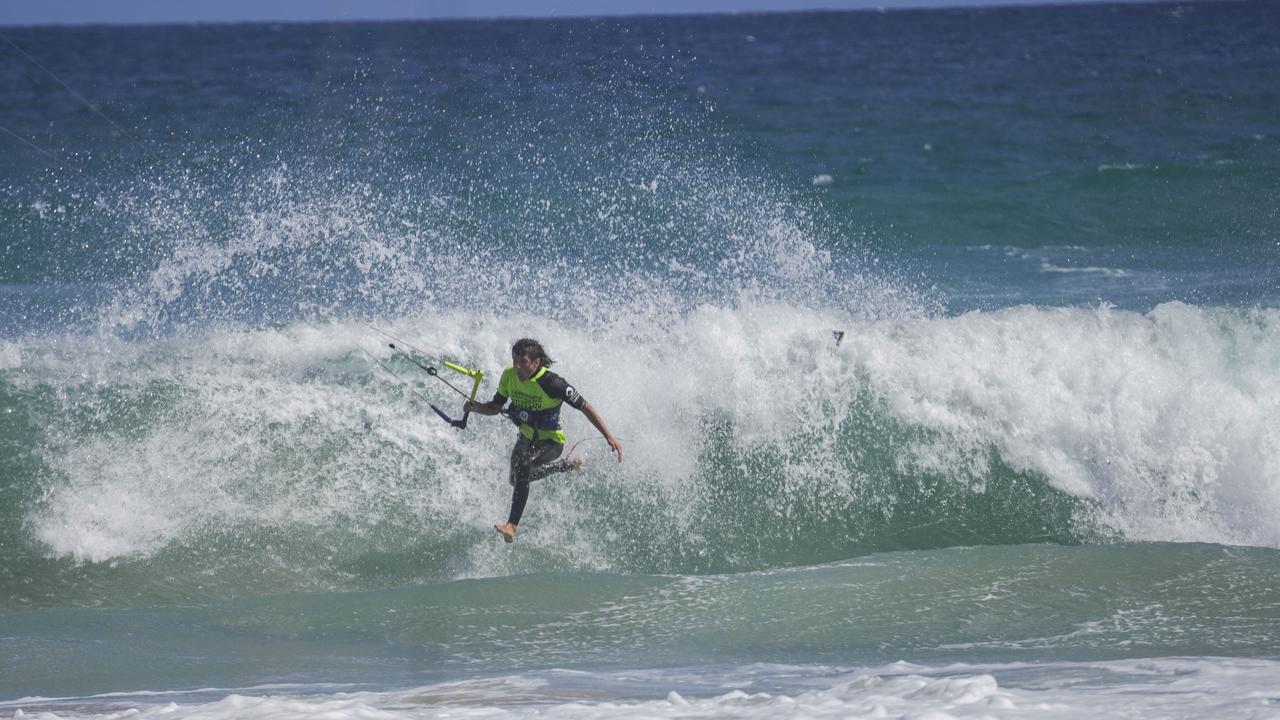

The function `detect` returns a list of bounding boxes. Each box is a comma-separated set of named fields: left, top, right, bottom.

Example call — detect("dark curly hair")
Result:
left=511, top=338, right=554, bottom=368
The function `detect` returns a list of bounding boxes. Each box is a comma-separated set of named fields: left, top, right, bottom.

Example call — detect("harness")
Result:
left=502, top=366, right=566, bottom=442
left=505, top=405, right=563, bottom=432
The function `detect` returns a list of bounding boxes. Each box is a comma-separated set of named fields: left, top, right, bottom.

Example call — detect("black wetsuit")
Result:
left=492, top=369, right=586, bottom=525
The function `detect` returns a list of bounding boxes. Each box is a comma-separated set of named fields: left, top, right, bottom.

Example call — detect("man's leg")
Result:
left=497, top=437, right=564, bottom=542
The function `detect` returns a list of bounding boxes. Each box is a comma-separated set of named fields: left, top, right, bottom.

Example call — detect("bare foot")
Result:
left=495, top=523, right=517, bottom=543
left=566, top=455, right=585, bottom=471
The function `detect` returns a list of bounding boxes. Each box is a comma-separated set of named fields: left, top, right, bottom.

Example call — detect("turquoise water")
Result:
left=2, top=2, right=1279, bottom=717
left=6, top=543, right=1280, bottom=699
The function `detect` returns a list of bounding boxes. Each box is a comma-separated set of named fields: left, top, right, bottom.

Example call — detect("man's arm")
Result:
left=464, top=395, right=506, bottom=416
left=580, top=402, right=623, bottom=463
left=539, top=372, right=623, bottom=463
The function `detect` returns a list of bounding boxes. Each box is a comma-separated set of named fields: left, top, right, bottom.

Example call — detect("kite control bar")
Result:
left=364, top=324, right=485, bottom=430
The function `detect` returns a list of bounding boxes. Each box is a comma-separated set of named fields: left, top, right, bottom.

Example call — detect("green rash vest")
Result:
left=494, top=366, right=586, bottom=443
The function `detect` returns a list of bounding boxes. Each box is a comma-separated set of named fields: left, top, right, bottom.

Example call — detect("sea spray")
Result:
left=5, top=299, right=1277, bottom=611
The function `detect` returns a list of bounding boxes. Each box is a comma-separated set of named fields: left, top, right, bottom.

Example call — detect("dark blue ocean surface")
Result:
left=2, top=0, right=1277, bottom=331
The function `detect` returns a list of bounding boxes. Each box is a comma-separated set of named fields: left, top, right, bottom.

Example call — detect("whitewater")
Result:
left=11, top=300, right=1280, bottom=580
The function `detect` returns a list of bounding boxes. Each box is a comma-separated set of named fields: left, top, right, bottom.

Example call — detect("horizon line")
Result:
left=0, top=0, right=1180, bottom=30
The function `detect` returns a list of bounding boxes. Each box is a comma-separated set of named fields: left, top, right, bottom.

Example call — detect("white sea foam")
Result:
left=21, top=300, right=1280, bottom=570
left=0, top=341, right=20, bottom=370
left=7, top=658, right=1279, bottom=720
left=1037, top=262, right=1129, bottom=277
left=849, top=302, right=1280, bottom=547
left=969, top=245, right=1133, bottom=278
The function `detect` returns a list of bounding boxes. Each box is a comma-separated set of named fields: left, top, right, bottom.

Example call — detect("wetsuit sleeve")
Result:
left=536, top=371, right=586, bottom=410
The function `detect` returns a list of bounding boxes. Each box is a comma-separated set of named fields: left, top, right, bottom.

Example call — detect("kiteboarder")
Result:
left=464, top=338, right=623, bottom=543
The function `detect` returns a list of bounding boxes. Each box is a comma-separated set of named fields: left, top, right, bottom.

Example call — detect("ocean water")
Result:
left=2, top=2, right=1280, bottom=718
